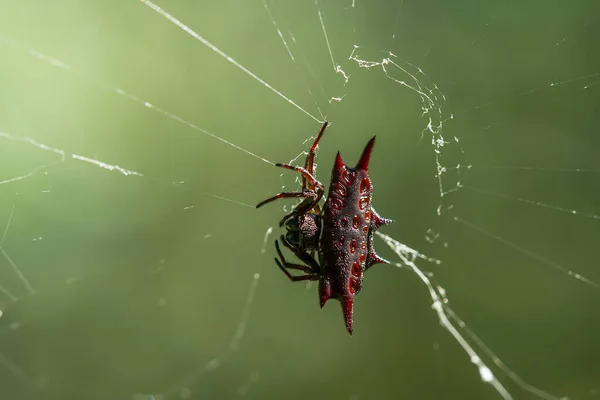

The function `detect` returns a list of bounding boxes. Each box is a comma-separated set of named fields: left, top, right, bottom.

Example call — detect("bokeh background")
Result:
left=0, top=1, right=599, bottom=399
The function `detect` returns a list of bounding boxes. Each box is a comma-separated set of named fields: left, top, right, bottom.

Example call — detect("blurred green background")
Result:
left=0, top=1, right=599, bottom=399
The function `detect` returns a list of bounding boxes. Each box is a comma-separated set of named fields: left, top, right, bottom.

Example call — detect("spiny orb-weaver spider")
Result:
left=256, top=122, right=392, bottom=334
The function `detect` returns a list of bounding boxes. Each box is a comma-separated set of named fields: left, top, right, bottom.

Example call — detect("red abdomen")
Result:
left=318, top=137, right=392, bottom=334
left=321, top=156, right=371, bottom=297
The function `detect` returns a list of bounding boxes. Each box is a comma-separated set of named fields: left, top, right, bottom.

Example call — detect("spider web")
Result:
left=1, top=0, right=599, bottom=399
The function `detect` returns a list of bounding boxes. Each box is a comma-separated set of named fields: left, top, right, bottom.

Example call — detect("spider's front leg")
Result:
left=257, top=122, right=328, bottom=214
left=275, top=164, right=324, bottom=193
left=277, top=190, right=322, bottom=227
left=303, top=121, right=329, bottom=191
left=274, top=239, right=320, bottom=282
left=271, top=163, right=324, bottom=224
left=256, top=191, right=307, bottom=209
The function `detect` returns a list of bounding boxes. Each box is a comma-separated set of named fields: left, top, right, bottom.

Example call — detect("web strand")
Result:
left=461, top=72, right=600, bottom=114
left=461, top=185, right=600, bottom=220
left=455, top=217, right=600, bottom=290
left=160, top=228, right=271, bottom=399
left=138, top=0, right=322, bottom=124
left=1, top=206, right=35, bottom=296
left=376, top=232, right=513, bottom=400
left=442, top=306, right=568, bottom=400
left=262, top=1, right=328, bottom=119
left=377, top=232, right=568, bottom=400
left=0, top=2, right=597, bottom=399
left=0, top=129, right=254, bottom=210
left=0, top=34, right=274, bottom=166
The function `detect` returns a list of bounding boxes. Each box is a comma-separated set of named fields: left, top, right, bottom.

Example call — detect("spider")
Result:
left=256, top=121, right=392, bottom=334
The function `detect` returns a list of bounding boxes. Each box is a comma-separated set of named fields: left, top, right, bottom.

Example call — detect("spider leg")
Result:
left=279, top=235, right=321, bottom=273
left=260, top=122, right=328, bottom=211
left=274, top=260, right=315, bottom=273
left=311, top=200, right=322, bottom=216
left=274, top=240, right=315, bottom=273
left=274, top=239, right=320, bottom=282
left=303, top=121, right=329, bottom=191
left=277, top=190, right=321, bottom=226
left=274, top=164, right=324, bottom=191
left=256, top=191, right=307, bottom=209
left=280, top=184, right=324, bottom=225
left=275, top=258, right=319, bottom=282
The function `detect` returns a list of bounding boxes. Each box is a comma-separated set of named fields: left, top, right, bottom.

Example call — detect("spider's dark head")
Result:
left=284, top=213, right=320, bottom=251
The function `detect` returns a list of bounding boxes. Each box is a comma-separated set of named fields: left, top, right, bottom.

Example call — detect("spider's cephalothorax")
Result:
left=256, top=122, right=392, bottom=335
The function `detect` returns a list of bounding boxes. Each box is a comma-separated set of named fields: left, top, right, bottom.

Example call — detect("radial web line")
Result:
left=315, top=0, right=349, bottom=83
left=114, top=90, right=274, bottom=165
left=442, top=306, right=568, bottom=400
left=0, top=130, right=66, bottom=185
left=0, top=34, right=274, bottom=166
left=455, top=217, right=600, bottom=289
left=0, top=130, right=142, bottom=179
left=0, top=279, right=16, bottom=302
left=473, top=165, right=600, bottom=173
left=376, top=232, right=513, bottom=400
left=160, top=227, right=272, bottom=398
left=71, top=155, right=143, bottom=177
left=0, top=130, right=253, bottom=209
left=139, top=0, right=321, bottom=123
left=262, top=1, right=327, bottom=119
left=315, top=0, right=336, bottom=72
left=1, top=206, right=35, bottom=295
left=0, top=164, right=58, bottom=186
left=461, top=185, right=600, bottom=220
left=378, top=232, right=568, bottom=400
left=262, top=1, right=295, bottom=62
left=209, top=195, right=255, bottom=209
left=461, top=71, right=600, bottom=114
